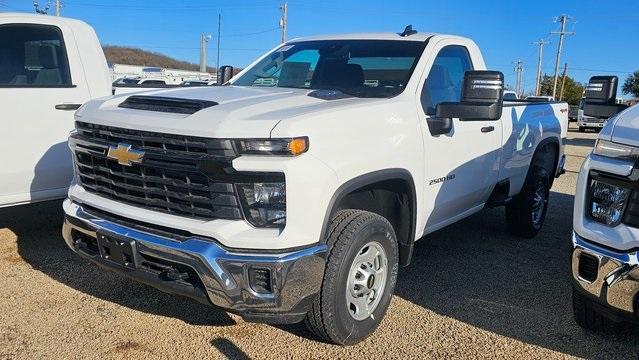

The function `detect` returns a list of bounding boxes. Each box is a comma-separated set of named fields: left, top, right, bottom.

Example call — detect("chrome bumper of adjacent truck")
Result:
left=571, top=231, right=639, bottom=322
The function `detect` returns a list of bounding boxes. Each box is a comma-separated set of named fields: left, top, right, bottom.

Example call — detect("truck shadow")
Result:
left=394, top=190, right=639, bottom=359
left=3, top=200, right=235, bottom=327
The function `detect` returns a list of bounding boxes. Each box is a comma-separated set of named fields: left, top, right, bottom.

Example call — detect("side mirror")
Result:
left=436, top=70, right=504, bottom=121
left=217, top=65, right=234, bottom=85
left=583, top=76, right=627, bottom=118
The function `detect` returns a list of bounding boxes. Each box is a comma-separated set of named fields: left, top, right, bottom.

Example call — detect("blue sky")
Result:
left=3, top=0, right=638, bottom=95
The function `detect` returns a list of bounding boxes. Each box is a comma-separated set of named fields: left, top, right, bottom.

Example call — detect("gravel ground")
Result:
left=1, top=125, right=638, bottom=359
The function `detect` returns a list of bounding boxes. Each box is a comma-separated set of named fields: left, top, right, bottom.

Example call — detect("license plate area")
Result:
left=96, top=231, right=140, bottom=269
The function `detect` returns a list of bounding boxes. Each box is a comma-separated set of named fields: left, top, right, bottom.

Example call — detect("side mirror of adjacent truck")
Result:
left=583, top=76, right=627, bottom=118
left=217, top=66, right=234, bottom=85
left=436, top=70, right=504, bottom=121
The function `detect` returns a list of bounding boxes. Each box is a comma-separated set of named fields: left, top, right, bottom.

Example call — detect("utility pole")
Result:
left=533, top=39, right=549, bottom=96
left=216, top=13, right=221, bottom=76
left=54, top=0, right=61, bottom=16
left=280, top=2, right=288, bottom=43
left=200, top=33, right=211, bottom=73
left=559, top=63, right=568, bottom=101
left=514, top=59, right=524, bottom=97
left=551, top=15, right=574, bottom=99
left=33, top=1, right=50, bottom=14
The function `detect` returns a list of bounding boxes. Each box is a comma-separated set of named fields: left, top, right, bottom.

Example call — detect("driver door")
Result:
left=419, top=45, right=502, bottom=230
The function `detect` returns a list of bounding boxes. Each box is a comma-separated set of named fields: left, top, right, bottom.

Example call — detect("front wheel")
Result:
left=573, top=287, right=623, bottom=333
left=506, top=166, right=550, bottom=238
left=305, top=209, right=399, bottom=345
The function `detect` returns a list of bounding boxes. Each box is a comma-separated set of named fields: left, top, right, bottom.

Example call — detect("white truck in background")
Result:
left=62, top=28, right=569, bottom=344
left=570, top=76, right=638, bottom=332
left=0, top=13, right=112, bottom=207
left=0, top=13, right=221, bottom=208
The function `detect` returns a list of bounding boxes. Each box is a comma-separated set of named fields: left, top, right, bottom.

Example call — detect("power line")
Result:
left=551, top=15, right=575, bottom=98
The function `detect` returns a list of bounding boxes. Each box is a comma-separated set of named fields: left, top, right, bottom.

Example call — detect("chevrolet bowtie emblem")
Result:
left=106, top=143, right=145, bottom=166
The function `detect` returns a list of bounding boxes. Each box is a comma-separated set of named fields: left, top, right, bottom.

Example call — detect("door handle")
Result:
left=55, top=103, right=82, bottom=111
left=481, top=126, right=495, bottom=133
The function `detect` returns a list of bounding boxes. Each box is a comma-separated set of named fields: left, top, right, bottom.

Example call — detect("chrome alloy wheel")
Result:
left=531, top=181, right=547, bottom=226
left=346, top=241, right=388, bottom=321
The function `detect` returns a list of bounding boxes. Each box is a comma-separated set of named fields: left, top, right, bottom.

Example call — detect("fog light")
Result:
left=248, top=267, right=272, bottom=294
left=589, top=179, right=630, bottom=226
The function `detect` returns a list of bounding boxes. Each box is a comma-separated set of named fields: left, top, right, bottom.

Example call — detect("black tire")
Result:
left=572, top=287, right=622, bottom=333
left=304, top=209, right=399, bottom=345
left=506, top=166, right=550, bottom=238
left=578, top=126, right=585, bottom=132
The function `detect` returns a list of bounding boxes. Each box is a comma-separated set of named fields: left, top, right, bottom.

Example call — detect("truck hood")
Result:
left=78, top=86, right=374, bottom=138
left=609, top=105, right=639, bottom=147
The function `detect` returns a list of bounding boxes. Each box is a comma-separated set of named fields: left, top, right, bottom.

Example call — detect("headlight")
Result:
left=236, top=137, right=308, bottom=156
left=589, top=179, right=631, bottom=226
left=593, top=139, right=639, bottom=162
left=236, top=182, right=286, bottom=227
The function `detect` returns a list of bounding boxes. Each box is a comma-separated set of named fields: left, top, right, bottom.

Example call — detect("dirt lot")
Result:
left=1, top=125, right=638, bottom=359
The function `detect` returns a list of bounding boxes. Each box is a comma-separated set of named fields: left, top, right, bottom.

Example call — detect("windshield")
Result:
left=232, top=40, right=426, bottom=98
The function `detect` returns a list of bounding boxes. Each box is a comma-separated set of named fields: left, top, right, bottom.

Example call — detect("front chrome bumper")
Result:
left=571, top=231, right=639, bottom=321
left=62, top=200, right=327, bottom=324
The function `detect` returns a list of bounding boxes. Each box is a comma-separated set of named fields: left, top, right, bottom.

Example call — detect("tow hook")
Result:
left=164, top=269, right=189, bottom=281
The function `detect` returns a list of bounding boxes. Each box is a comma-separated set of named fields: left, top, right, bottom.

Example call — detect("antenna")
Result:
left=399, top=25, right=417, bottom=37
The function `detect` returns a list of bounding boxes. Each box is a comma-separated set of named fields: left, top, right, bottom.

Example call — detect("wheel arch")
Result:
left=532, top=137, right=560, bottom=185
left=320, top=169, right=417, bottom=267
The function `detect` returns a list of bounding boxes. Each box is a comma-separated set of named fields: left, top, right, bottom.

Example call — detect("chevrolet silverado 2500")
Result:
left=571, top=76, right=638, bottom=332
left=62, top=30, right=568, bottom=344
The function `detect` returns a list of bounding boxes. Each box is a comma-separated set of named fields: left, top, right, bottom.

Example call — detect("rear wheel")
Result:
left=305, top=209, right=399, bottom=345
left=506, top=166, right=550, bottom=238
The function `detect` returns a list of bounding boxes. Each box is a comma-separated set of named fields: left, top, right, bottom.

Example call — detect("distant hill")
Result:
left=103, top=45, right=216, bottom=73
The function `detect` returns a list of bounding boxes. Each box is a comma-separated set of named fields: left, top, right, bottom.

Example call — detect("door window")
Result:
left=421, top=46, right=473, bottom=115
left=0, top=24, right=72, bottom=87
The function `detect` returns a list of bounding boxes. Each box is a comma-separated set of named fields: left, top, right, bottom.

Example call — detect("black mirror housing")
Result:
left=583, top=75, right=627, bottom=118
left=435, top=70, right=504, bottom=121
left=585, top=76, right=617, bottom=104
left=217, top=66, right=234, bottom=85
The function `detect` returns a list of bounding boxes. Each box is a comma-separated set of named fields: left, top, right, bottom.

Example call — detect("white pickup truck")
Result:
left=62, top=29, right=568, bottom=344
left=571, top=76, right=638, bottom=332
left=0, top=13, right=192, bottom=208
left=0, top=13, right=111, bottom=207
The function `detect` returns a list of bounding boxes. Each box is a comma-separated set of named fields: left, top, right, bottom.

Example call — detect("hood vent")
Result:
left=118, top=95, right=218, bottom=115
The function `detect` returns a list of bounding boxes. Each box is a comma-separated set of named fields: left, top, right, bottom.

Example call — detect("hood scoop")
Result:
left=307, top=89, right=353, bottom=101
left=118, top=95, right=218, bottom=114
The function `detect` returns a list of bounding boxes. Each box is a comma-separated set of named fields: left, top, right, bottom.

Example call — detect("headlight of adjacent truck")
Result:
left=589, top=179, right=631, bottom=226
left=593, top=139, right=639, bottom=162
left=236, top=183, right=286, bottom=227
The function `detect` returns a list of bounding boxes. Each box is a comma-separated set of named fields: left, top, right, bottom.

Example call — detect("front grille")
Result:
left=578, top=253, right=599, bottom=282
left=624, top=190, right=639, bottom=228
left=72, top=122, right=243, bottom=220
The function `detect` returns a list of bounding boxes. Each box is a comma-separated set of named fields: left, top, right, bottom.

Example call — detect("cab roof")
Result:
left=289, top=32, right=439, bottom=43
